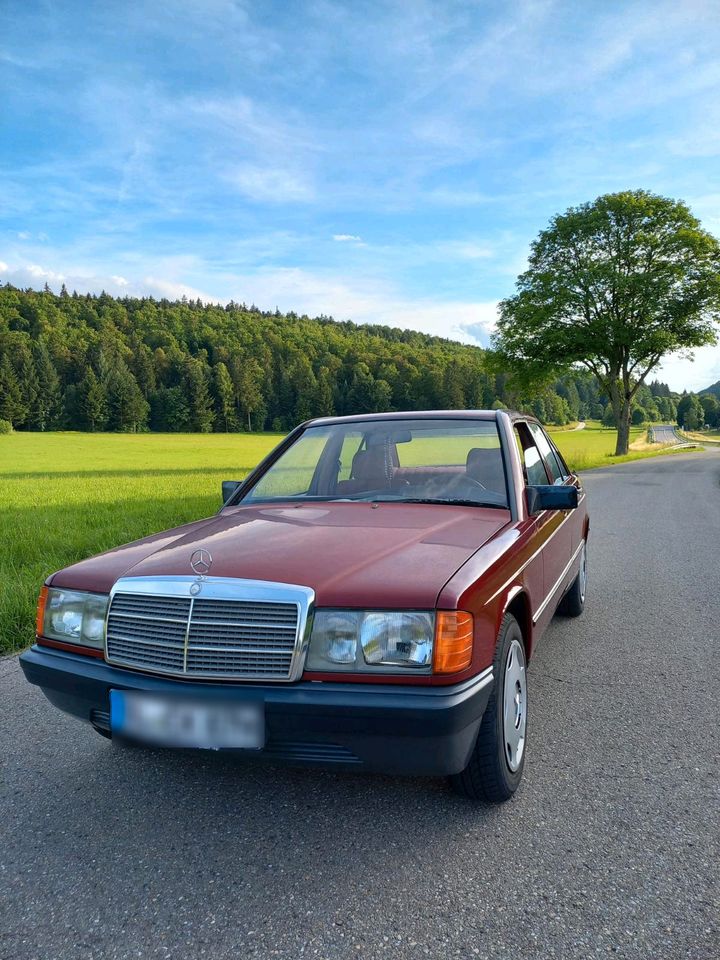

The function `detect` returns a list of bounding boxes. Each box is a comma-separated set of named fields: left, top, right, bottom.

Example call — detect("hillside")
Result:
left=0, top=284, right=630, bottom=432
left=700, top=380, right=720, bottom=397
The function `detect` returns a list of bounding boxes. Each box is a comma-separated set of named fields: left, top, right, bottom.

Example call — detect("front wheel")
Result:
left=449, top=613, right=527, bottom=803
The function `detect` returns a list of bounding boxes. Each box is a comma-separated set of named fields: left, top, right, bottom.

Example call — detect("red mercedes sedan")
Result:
left=21, top=411, right=588, bottom=802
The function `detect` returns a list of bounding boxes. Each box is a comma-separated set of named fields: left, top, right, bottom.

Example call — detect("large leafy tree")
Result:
left=494, top=191, right=720, bottom=454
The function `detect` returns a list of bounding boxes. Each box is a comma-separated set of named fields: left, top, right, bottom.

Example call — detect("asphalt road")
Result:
left=2, top=451, right=719, bottom=960
left=650, top=424, right=683, bottom=444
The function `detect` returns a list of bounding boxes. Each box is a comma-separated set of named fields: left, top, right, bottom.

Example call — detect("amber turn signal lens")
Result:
left=434, top=611, right=474, bottom=674
left=35, top=586, right=48, bottom=637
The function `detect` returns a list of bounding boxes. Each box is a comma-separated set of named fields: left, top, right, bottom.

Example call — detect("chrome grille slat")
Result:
left=109, top=613, right=187, bottom=643
left=192, top=599, right=296, bottom=618
left=109, top=611, right=189, bottom=625
left=188, top=627, right=296, bottom=644
left=106, top=632, right=185, bottom=650
left=189, top=620, right=296, bottom=631
left=110, top=597, right=191, bottom=617
left=105, top=580, right=308, bottom=681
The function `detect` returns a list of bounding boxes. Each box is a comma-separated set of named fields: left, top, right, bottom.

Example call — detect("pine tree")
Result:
left=78, top=370, right=109, bottom=431
left=13, top=343, right=40, bottom=429
left=30, top=342, right=62, bottom=430
left=313, top=368, right=335, bottom=417
left=288, top=357, right=316, bottom=423
left=130, top=341, right=156, bottom=398
left=150, top=386, right=190, bottom=431
left=184, top=359, right=214, bottom=433
left=105, top=361, right=149, bottom=432
left=234, top=357, right=265, bottom=431
left=212, top=362, right=236, bottom=432
left=0, top=356, right=25, bottom=426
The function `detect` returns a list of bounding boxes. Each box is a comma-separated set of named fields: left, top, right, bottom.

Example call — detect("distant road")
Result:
left=1, top=451, right=719, bottom=960
left=573, top=420, right=586, bottom=431
left=650, top=423, right=683, bottom=444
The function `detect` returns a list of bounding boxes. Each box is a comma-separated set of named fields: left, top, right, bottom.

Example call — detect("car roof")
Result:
left=303, top=409, right=533, bottom=428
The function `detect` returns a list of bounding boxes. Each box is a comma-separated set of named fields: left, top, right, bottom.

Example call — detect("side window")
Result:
left=524, top=444, right=550, bottom=485
left=551, top=440, right=572, bottom=480
left=513, top=424, right=550, bottom=486
left=529, top=423, right=566, bottom=484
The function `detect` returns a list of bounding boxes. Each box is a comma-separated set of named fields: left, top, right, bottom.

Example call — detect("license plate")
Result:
left=110, top=690, right=264, bottom=750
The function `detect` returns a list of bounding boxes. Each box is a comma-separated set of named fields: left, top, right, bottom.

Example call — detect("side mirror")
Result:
left=526, top=484, right=578, bottom=515
left=222, top=479, right=242, bottom=505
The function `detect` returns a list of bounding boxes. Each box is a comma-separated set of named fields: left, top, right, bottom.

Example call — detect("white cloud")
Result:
left=215, top=266, right=498, bottom=344
left=25, top=263, right=65, bottom=281
left=657, top=344, right=720, bottom=393
left=0, top=261, right=211, bottom=300
left=226, top=165, right=315, bottom=203
left=333, top=234, right=362, bottom=242
left=141, top=276, right=218, bottom=302
left=2, top=257, right=497, bottom=346
left=17, top=231, right=31, bottom=240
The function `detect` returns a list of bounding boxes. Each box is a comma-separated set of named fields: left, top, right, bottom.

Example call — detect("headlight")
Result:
left=39, top=588, right=109, bottom=649
left=361, top=612, right=434, bottom=667
left=306, top=610, right=435, bottom=673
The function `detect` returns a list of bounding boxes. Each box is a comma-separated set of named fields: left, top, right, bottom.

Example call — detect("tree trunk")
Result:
left=615, top=400, right=632, bottom=455
left=606, top=374, right=632, bottom=456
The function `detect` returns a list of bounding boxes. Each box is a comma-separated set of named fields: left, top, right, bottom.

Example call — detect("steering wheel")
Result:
left=446, top=474, right=487, bottom=494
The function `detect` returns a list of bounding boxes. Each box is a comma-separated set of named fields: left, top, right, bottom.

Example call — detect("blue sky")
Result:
left=2, top=0, right=720, bottom=390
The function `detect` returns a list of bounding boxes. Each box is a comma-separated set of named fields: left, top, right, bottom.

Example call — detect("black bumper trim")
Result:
left=20, top=646, right=494, bottom=776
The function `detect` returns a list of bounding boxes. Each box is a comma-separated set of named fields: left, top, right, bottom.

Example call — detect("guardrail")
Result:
left=649, top=425, right=696, bottom=448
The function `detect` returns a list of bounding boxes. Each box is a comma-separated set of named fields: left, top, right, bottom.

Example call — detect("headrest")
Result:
left=351, top=446, right=388, bottom=481
left=466, top=447, right=499, bottom=469
left=466, top=446, right=505, bottom=492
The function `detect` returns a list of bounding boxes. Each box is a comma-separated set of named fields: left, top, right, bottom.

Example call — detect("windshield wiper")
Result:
left=370, top=497, right=505, bottom=508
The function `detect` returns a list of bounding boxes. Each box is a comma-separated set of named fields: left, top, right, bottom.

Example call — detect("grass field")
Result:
left=680, top=429, right=720, bottom=445
left=548, top=421, right=672, bottom=469
left=0, top=423, right=697, bottom=654
left=1, top=432, right=282, bottom=655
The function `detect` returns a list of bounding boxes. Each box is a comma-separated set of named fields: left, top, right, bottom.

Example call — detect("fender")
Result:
left=495, top=584, right=535, bottom=660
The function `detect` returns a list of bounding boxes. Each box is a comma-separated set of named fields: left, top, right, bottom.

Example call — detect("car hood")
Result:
left=50, top=502, right=510, bottom=608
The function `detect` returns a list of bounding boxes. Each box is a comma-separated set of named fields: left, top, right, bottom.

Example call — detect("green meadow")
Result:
left=549, top=421, right=662, bottom=469
left=0, top=424, right=692, bottom=654
left=1, top=432, right=282, bottom=654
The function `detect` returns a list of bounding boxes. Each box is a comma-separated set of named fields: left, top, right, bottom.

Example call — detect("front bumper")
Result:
left=19, top=645, right=494, bottom=776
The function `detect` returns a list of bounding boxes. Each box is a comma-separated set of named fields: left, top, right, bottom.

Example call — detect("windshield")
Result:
left=240, top=418, right=509, bottom=508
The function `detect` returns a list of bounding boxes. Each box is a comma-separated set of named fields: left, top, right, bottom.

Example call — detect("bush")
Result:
left=0, top=419, right=13, bottom=434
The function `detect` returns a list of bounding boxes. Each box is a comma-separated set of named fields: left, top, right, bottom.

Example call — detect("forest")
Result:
left=0, top=284, right=678, bottom=433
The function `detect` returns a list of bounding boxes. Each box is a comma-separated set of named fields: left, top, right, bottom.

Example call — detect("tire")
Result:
left=450, top=613, right=527, bottom=803
left=557, top=539, right=587, bottom=618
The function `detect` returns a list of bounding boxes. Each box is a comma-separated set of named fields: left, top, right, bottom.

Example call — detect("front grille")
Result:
left=106, top=589, right=301, bottom=680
